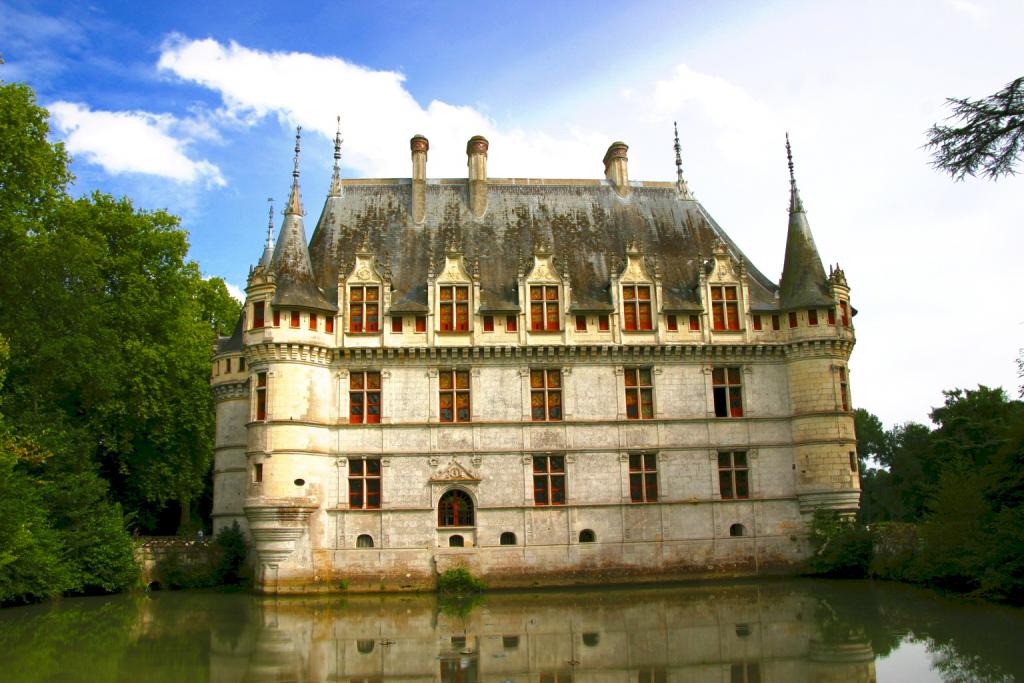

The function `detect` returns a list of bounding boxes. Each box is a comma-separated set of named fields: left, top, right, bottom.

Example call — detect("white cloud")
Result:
left=224, top=282, right=245, bottom=303
left=48, top=102, right=226, bottom=186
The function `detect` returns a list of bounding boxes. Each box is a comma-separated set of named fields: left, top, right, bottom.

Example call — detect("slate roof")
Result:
left=778, top=182, right=833, bottom=310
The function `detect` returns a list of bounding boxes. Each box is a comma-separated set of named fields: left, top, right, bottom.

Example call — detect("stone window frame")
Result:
left=438, top=368, right=472, bottom=423
left=710, top=285, right=741, bottom=331
left=437, top=488, right=475, bottom=527
left=348, top=370, right=382, bottom=424
left=347, top=456, right=382, bottom=509
left=717, top=450, right=751, bottom=500
left=623, top=367, right=655, bottom=420
left=529, top=368, right=563, bottom=422
left=627, top=452, right=659, bottom=503
left=531, top=454, right=567, bottom=506
left=834, top=364, right=852, bottom=412
left=253, top=371, right=269, bottom=421
left=710, top=366, right=746, bottom=418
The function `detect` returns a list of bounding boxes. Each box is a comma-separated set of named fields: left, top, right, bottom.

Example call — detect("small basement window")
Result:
left=449, top=534, right=465, bottom=547
left=500, top=531, right=517, bottom=545
left=293, top=478, right=305, bottom=487
left=579, top=529, right=596, bottom=543
left=730, top=523, right=746, bottom=537
left=356, top=534, right=374, bottom=548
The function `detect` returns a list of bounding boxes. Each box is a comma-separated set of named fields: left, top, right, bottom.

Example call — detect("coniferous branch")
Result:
left=926, top=76, right=1024, bottom=181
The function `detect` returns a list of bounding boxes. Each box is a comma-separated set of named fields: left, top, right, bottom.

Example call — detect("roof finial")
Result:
left=786, top=132, right=804, bottom=213
left=258, top=197, right=275, bottom=268
left=329, top=116, right=344, bottom=198
left=673, top=121, right=693, bottom=200
left=285, top=126, right=304, bottom=215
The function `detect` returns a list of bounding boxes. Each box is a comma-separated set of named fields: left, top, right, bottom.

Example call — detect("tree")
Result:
left=926, top=76, right=1024, bottom=180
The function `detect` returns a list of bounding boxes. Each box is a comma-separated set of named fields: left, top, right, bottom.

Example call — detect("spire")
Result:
left=779, top=133, right=830, bottom=310
left=328, top=116, right=344, bottom=198
left=259, top=197, right=274, bottom=268
left=673, top=121, right=693, bottom=200
left=786, top=132, right=804, bottom=213
left=285, top=126, right=303, bottom=216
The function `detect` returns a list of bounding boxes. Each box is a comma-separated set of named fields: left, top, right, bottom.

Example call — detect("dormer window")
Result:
left=530, top=286, right=560, bottom=331
left=439, top=285, right=469, bottom=331
left=252, top=301, right=265, bottom=329
left=622, top=285, right=653, bottom=330
left=349, top=286, right=380, bottom=332
left=710, top=286, right=739, bottom=331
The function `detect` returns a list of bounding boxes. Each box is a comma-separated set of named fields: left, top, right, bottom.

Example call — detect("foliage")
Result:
left=807, top=510, right=872, bottom=577
left=213, top=522, right=248, bottom=586
left=926, top=76, right=1024, bottom=180
left=437, top=567, right=486, bottom=594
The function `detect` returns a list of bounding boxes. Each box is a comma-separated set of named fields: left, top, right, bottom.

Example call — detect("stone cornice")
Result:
left=246, top=342, right=334, bottom=366
left=212, top=381, right=249, bottom=402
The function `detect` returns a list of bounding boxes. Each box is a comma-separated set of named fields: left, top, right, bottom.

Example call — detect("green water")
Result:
left=0, top=579, right=1021, bottom=682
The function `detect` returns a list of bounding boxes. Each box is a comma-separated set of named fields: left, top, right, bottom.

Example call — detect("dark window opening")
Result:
left=500, top=531, right=517, bottom=545
left=712, top=367, right=744, bottom=418
left=349, top=458, right=382, bottom=509
left=730, top=523, right=746, bottom=537
left=628, top=452, right=658, bottom=503
left=533, top=455, right=566, bottom=505
left=439, top=369, right=471, bottom=422
left=718, top=451, right=750, bottom=499
left=255, top=372, right=267, bottom=420
left=771, top=314, right=780, bottom=330
left=392, top=316, right=403, bottom=333
left=349, top=286, right=380, bottom=332
left=483, top=315, right=494, bottom=332
left=575, top=314, right=587, bottom=332
left=448, top=534, right=464, bottom=547
left=356, top=639, right=375, bottom=654
left=582, top=632, right=600, bottom=647
left=356, top=534, right=374, bottom=548
left=530, top=369, right=562, bottom=421
left=598, top=314, right=610, bottom=331
left=502, top=635, right=520, bottom=649
left=624, top=367, right=654, bottom=420
left=438, top=490, right=474, bottom=527
left=506, top=314, right=518, bottom=332
left=579, top=529, right=596, bottom=543
left=753, top=315, right=762, bottom=331
left=253, top=301, right=265, bottom=329
left=808, top=309, right=818, bottom=326
left=788, top=311, right=798, bottom=328
left=253, top=463, right=263, bottom=483
left=440, top=285, right=469, bottom=331
left=623, top=285, right=653, bottom=330
left=350, top=371, right=382, bottom=424
left=415, top=315, right=427, bottom=332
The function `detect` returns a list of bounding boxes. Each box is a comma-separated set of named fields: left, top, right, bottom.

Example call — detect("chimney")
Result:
left=603, top=141, right=630, bottom=198
left=410, top=134, right=428, bottom=224
left=467, top=135, right=489, bottom=218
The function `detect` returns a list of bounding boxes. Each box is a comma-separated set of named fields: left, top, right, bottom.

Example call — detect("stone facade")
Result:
left=210, top=130, right=859, bottom=593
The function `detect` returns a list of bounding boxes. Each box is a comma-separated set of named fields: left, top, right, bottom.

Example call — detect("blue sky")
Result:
left=2, top=0, right=1022, bottom=427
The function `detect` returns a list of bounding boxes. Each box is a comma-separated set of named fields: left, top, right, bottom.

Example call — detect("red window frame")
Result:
left=253, top=301, right=265, bottom=329
left=325, top=315, right=333, bottom=333
left=575, top=315, right=587, bottom=332
left=439, top=369, right=471, bottom=422
left=840, top=301, right=850, bottom=326
left=290, top=311, right=300, bottom=328
left=788, top=311, right=798, bottom=328
left=439, top=285, right=469, bottom=331
left=666, top=314, right=678, bottom=331
left=530, top=285, right=560, bottom=331
left=753, top=315, right=762, bottom=331
left=689, top=314, right=700, bottom=331
left=598, top=314, right=610, bottom=331
left=438, top=489, right=474, bottom=526
left=415, top=315, right=427, bottom=332
left=272, top=309, right=280, bottom=327
left=483, top=315, right=494, bottom=332
left=629, top=453, right=658, bottom=503
left=391, top=316, right=403, bottom=333
left=255, top=372, right=267, bottom=420
left=532, top=455, right=566, bottom=505
left=772, top=314, right=781, bottom=331
left=711, top=286, right=740, bottom=331
left=712, top=367, right=744, bottom=417
left=348, top=458, right=381, bottom=509
left=622, top=285, right=653, bottom=330
left=349, top=371, right=381, bottom=424
left=839, top=367, right=850, bottom=411
left=530, top=369, right=562, bottom=421
left=506, top=315, right=518, bottom=332
left=624, top=367, right=654, bottom=420
left=808, top=309, right=818, bottom=326
left=718, top=451, right=749, bottom=499
left=309, top=313, right=318, bottom=330
left=827, top=308, right=836, bottom=325
left=349, top=286, right=380, bottom=332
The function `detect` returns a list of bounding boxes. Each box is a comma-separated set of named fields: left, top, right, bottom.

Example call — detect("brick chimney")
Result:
left=410, top=134, right=428, bottom=224
left=603, top=141, right=630, bottom=198
left=467, top=135, right=489, bottom=219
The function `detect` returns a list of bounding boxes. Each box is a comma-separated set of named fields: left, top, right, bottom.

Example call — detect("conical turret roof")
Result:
left=779, top=136, right=833, bottom=310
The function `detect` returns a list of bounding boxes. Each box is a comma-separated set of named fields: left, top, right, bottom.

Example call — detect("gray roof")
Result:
left=217, top=311, right=244, bottom=354
left=270, top=182, right=337, bottom=312
left=779, top=185, right=832, bottom=310
left=308, top=179, right=780, bottom=313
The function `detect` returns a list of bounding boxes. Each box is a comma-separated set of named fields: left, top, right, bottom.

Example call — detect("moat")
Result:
left=0, top=579, right=1021, bottom=682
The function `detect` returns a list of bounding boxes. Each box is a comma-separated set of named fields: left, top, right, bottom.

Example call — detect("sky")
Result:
left=2, top=0, right=1021, bottom=428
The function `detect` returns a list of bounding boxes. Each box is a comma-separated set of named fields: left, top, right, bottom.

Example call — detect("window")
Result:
left=392, top=316, right=403, bottom=333
left=638, top=670, right=667, bottom=683
left=730, top=523, right=746, bottom=537
left=771, top=314, right=780, bottom=331
left=272, top=309, right=280, bottom=327
left=253, top=301, right=265, bottom=329
left=624, top=368, right=654, bottom=420
left=348, top=458, right=381, bottom=509
left=840, top=300, right=850, bottom=326
left=506, top=314, right=518, bottom=332
left=629, top=453, right=658, bottom=502
left=718, top=451, right=750, bottom=499
left=689, top=314, right=700, bottom=331
left=575, top=314, right=587, bottom=332
left=622, top=285, right=653, bottom=330
left=439, top=285, right=469, bottom=331
left=827, top=308, right=836, bottom=325
left=533, top=455, right=566, bottom=505
left=325, top=315, right=333, bottom=333
left=666, top=314, right=678, bottom=331
left=530, top=285, right=560, bottom=331
left=730, top=663, right=761, bottom=683
left=788, top=311, right=798, bottom=328
left=753, top=315, right=762, bottom=331
left=438, top=490, right=474, bottom=526
left=349, top=286, right=380, bottom=332
left=290, top=311, right=300, bottom=328
left=808, top=309, right=818, bottom=325
left=582, top=633, right=600, bottom=647
left=356, top=534, right=374, bottom=548
left=255, top=372, right=267, bottom=420
left=309, top=313, right=318, bottom=330
left=483, top=315, right=494, bottom=332
left=579, top=529, right=596, bottom=543
left=253, top=463, right=263, bottom=483
left=598, top=314, right=610, bottom=331
left=838, top=367, right=850, bottom=411
left=500, top=531, right=517, bottom=545
left=356, top=640, right=375, bottom=654
left=439, top=370, right=471, bottom=422
left=850, top=451, right=858, bottom=473
left=711, top=285, right=740, bottom=331
left=448, top=534, right=464, bottom=547
left=735, top=623, right=751, bottom=637
left=239, top=357, right=245, bottom=371
left=502, top=635, right=520, bottom=649
left=349, top=371, right=381, bottom=424
left=530, top=369, right=562, bottom=421
left=224, top=358, right=231, bottom=373
left=712, top=367, right=743, bottom=417
left=415, top=315, right=427, bottom=332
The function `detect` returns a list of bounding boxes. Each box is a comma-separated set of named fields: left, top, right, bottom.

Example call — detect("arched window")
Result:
left=582, top=632, right=600, bottom=647
left=356, top=639, right=375, bottom=654
left=449, top=534, right=464, bottom=547
left=356, top=534, right=374, bottom=548
left=579, top=529, right=596, bottom=543
left=500, top=531, right=517, bottom=545
left=729, top=523, right=746, bottom=537
left=438, top=490, right=474, bottom=527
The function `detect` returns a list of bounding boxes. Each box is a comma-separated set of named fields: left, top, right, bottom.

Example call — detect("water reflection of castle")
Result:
left=224, top=584, right=876, bottom=683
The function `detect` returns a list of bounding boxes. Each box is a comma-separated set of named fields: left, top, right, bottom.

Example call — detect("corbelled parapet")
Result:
left=467, top=135, right=488, bottom=218
left=603, top=141, right=630, bottom=197
left=410, top=134, right=429, bottom=224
